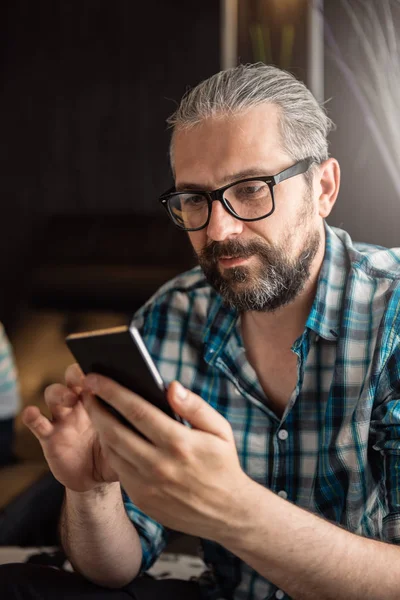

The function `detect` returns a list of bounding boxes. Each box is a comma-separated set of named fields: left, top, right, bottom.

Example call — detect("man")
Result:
left=1, top=62, right=400, bottom=599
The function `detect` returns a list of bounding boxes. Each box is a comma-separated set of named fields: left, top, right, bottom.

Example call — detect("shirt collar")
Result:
left=203, top=294, right=239, bottom=364
left=306, top=222, right=349, bottom=341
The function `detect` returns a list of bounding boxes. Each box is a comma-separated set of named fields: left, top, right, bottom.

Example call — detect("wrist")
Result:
left=65, top=482, right=121, bottom=507
left=214, top=475, right=266, bottom=548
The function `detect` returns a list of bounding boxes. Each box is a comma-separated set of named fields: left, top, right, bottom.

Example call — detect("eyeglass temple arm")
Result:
left=159, top=186, right=176, bottom=202
left=273, top=158, right=314, bottom=186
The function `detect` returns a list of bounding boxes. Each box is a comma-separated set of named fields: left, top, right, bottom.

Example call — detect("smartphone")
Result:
left=65, top=325, right=180, bottom=433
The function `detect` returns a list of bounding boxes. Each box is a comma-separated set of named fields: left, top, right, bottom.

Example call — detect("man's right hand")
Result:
left=22, top=363, right=118, bottom=493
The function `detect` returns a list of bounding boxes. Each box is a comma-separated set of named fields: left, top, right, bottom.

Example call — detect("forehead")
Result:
left=173, top=103, right=288, bottom=188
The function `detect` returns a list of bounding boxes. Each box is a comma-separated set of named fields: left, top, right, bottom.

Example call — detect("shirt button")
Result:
left=275, top=590, right=285, bottom=599
left=277, top=490, right=288, bottom=499
left=278, top=429, right=288, bottom=440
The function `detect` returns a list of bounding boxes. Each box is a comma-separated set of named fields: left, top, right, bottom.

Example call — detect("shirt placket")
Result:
left=269, top=334, right=306, bottom=502
left=264, top=337, right=308, bottom=600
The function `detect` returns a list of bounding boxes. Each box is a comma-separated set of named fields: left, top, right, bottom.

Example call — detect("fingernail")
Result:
left=175, top=382, right=187, bottom=400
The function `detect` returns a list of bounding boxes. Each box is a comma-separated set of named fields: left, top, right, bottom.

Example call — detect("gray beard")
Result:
left=197, top=228, right=321, bottom=312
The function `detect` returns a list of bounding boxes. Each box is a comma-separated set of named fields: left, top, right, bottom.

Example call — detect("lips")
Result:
left=220, top=253, right=251, bottom=260
left=219, top=256, right=251, bottom=267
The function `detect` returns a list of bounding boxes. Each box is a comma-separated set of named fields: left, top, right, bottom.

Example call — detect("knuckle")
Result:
left=190, top=403, right=204, bottom=423
left=126, top=403, right=147, bottom=424
left=169, top=436, right=191, bottom=461
left=151, top=460, right=175, bottom=483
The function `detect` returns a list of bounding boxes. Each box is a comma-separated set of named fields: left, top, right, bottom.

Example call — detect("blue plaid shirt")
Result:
left=124, top=224, right=400, bottom=600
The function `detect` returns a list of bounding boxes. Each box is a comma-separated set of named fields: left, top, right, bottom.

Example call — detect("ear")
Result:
left=316, top=158, right=340, bottom=218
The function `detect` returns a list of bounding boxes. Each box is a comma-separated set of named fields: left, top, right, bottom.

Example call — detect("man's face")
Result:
left=173, top=104, right=323, bottom=312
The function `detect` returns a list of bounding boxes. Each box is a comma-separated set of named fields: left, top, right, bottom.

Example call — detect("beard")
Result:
left=197, top=223, right=321, bottom=313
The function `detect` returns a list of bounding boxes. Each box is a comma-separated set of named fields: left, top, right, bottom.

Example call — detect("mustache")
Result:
left=199, top=239, right=273, bottom=263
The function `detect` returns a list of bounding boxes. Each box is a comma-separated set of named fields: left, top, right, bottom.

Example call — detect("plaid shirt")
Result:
left=124, top=224, right=400, bottom=600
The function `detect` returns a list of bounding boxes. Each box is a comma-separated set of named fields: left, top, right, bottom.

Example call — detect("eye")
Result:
left=244, top=185, right=263, bottom=194
left=181, top=194, right=207, bottom=209
left=232, top=181, right=268, bottom=200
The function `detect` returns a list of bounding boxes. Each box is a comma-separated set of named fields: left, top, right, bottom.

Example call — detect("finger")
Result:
left=65, top=363, right=85, bottom=393
left=22, top=406, right=54, bottom=441
left=62, top=388, right=81, bottom=408
left=79, top=389, right=97, bottom=415
left=167, top=381, right=233, bottom=441
left=44, top=384, right=79, bottom=417
left=86, top=393, right=162, bottom=472
left=83, top=374, right=186, bottom=448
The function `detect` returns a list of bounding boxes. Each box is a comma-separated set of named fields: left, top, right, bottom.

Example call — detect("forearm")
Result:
left=60, top=482, right=143, bottom=588
left=220, top=480, right=400, bottom=600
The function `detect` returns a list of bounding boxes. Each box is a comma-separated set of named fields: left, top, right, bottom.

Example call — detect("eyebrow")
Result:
left=176, top=168, right=273, bottom=192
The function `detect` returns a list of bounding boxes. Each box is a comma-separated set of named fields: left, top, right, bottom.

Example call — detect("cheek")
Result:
left=245, top=219, right=277, bottom=246
left=188, top=231, right=207, bottom=255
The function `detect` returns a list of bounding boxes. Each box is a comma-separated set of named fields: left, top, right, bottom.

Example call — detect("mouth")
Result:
left=218, top=256, right=252, bottom=268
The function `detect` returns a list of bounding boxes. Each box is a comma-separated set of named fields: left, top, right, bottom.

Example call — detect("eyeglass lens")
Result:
left=168, top=180, right=273, bottom=229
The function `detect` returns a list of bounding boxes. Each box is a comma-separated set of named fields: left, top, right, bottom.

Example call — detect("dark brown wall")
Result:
left=0, top=0, right=220, bottom=328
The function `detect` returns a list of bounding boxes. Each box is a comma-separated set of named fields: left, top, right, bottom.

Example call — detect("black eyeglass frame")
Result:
left=159, top=157, right=314, bottom=232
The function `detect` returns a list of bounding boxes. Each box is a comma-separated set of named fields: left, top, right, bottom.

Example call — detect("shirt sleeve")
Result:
left=121, top=487, right=169, bottom=572
left=0, top=323, right=21, bottom=420
left=371, top=339, right=400, bottom=543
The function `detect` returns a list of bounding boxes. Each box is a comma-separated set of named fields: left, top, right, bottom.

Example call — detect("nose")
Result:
left=206, top=199, right=244, bottom=242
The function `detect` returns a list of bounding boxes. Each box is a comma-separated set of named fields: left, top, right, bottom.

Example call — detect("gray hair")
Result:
left=167, top=62, right=335, bottom=175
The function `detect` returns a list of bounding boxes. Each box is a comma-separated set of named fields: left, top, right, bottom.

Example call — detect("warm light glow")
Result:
left=268, top=0, right=304, bottom=17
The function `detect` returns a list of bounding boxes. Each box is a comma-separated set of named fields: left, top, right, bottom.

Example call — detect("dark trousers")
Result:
left=0, top=564, right=202, bottom=599
left=0, top=417, right=15, bottom=467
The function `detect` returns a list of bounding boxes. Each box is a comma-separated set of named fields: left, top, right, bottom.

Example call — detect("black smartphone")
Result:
left=65, top=325, right=180, bottom=432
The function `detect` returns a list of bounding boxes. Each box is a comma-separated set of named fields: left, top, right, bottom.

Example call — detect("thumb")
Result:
left=167, top=381, right=232, bottom=440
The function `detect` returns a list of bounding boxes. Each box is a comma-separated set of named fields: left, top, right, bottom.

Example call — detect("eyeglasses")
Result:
left=159, top=157, right=314, bottom=232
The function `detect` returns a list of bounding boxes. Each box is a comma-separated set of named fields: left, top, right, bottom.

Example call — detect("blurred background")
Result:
left=0, top=0, right=399, bottom=549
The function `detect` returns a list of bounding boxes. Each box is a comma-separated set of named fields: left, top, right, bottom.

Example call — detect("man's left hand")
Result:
left=82, top=375, right=252, bottom=542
